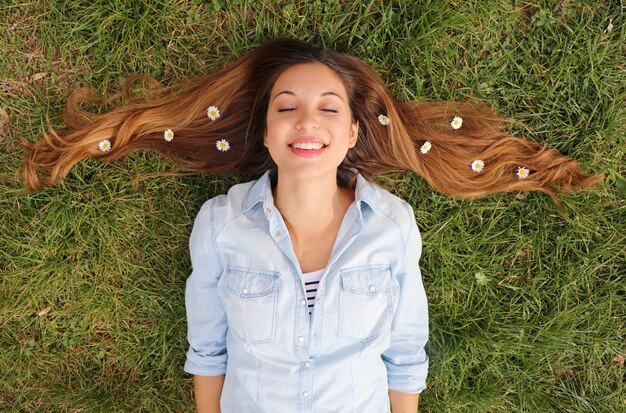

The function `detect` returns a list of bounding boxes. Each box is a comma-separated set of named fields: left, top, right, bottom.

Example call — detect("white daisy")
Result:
left=516, top=166, right=530, bottom=179
left=471, top=159, right=484, bottom=172
left=98, top=139, right=111, bottom=152
left=207, top=106, right=221, bottom=121
left=378, top=114, right=390, bottom=126
left=450, top=116, right=463, bottom=129
left=420, top=141, right=432, bottom=154
left=163, top=129, right=174, bottom=142
left=216, top=139, right=230, bottom=152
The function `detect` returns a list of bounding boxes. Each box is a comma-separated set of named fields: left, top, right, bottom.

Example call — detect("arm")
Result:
left=194, top=374, right=225, bottom=413
left=184, top=200, right=229, bottom=406
left=389, top=389, right=419, bottom=413
left=382, top=202, right=429, bottom=399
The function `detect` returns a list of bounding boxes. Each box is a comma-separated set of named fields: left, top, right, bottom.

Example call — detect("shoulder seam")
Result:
left=209, top=199, right=225, bottom=275
left=377, top=201, right=411, bottom=256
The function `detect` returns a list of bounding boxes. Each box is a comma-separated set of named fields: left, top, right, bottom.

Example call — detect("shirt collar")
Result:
left=243, top=170, right=379, bottom=213
left=353, top=173, right=378, bottom=213
left=243, top=171, right=274, bottom=212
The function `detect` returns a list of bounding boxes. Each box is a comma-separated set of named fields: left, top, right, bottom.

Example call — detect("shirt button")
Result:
left=265, top=207, right=273, bottom=215
left=300, top=299, right=306, bottom=306
left=316, top=297, right=322, bottom=304
left=313, top=334, right=319, bottom=340
left=304, top=361, right=311, bottom=368
left=369, top=285, right=376, bottom=292
left=274, top=231, right=281, bottom=237
left=302, top=391, right=310, bottom=398
left=242, top=288, right=249, bottom=294
left=297, top=336, right=304, bottom=343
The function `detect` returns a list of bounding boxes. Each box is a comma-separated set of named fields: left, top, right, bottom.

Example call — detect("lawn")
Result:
left=1, top=1, right=624, bottom=412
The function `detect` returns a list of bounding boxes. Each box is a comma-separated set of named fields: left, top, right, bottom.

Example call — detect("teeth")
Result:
left=291, top=142, right=324, bottom=150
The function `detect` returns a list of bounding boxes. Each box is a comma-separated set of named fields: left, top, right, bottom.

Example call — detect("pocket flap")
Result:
left=340, top=265, right=391, bottom=295
left=225, top=267, right=279, bottom=298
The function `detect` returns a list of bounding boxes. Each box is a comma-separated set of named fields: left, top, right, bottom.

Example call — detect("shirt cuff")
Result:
left=184, top=347, right=228, bottom=376
left=385, top=356, right=429, bottom=393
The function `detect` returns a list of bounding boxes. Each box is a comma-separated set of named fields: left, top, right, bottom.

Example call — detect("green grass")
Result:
left=1, top=0, right=624, bottom=411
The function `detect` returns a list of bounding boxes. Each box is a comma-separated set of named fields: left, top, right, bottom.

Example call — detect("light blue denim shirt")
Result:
left=184, top=170, right=429, bottom=412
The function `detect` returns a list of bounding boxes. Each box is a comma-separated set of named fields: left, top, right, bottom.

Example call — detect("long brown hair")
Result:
left=22, top=38, right=602, bottom=202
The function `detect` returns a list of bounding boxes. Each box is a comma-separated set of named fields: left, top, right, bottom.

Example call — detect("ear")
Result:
left=348, top=121, right=359, bottom=148
left=263, top=129, right=268, bottom=148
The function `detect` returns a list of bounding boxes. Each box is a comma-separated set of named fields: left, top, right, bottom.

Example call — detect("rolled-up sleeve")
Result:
left=184, top=199, right=228, bottom=376
left=382, top=203, right=429, bottom=393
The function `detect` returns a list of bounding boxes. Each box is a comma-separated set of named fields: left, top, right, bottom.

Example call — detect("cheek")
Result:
left=264, top=117, right=275, bottom=147
left=336, top=118, right=357, bottom=144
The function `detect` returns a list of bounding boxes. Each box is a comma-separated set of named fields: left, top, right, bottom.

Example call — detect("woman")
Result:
left=22, top=39, right=601, bottom=412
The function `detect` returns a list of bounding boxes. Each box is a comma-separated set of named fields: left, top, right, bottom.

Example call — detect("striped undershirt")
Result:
left=302, top=269, right=324, bottom=315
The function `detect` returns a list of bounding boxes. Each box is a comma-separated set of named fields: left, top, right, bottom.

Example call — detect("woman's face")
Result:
left=264, top=62, right=358, bottom=182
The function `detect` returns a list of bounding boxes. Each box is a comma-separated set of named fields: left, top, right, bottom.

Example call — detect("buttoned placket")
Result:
left=307, top=203, right=363, bottom=360
left=265, top=202, right=315, bottom=411
left=264, top=198, right=365, bottom=413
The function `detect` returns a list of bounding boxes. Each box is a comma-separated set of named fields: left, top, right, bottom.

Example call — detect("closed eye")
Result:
left=276, top=108, right=338, bottom=113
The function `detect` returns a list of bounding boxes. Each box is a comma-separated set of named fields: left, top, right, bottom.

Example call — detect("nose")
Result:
left=295, top=107, right=319, bottom=130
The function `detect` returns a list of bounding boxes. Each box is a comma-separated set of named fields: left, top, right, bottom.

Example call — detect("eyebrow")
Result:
left=272, top=90, right=345, bottom=102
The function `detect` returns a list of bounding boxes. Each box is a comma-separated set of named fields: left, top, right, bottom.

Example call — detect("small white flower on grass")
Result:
left=207, top=106, right=221, bottom=121
left=164, top=129, right=174, bottom=142
left=378, top=114, right=390, bottom=125
left=98, top=139, right=112, bottom=152
left=216, top=139, right=230, bottom=152
left=475, top=272, right=490, bottom=286
left=450, top=116, right=463, bottom=129
left=516, top=166, right=530, bottom=179
left=420, top=141, right=432, bottom=154
left=471, top=159, right=484, bottom=172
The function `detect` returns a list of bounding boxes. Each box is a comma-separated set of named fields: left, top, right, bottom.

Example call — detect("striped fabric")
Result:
left=302, top=269, right=324, bottom=315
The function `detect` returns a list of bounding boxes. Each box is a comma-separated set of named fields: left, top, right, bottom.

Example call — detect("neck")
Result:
left=272, top=171, right=353, bottom=233
left=272, top=170, right=355, bottom=273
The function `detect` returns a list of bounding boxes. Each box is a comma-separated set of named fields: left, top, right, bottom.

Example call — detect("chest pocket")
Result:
left=224, top=267, right=280, bottom=344
left=338, top=265, right=393, bottom=342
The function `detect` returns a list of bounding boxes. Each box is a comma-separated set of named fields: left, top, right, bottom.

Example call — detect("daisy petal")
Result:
left=216, top=139, right=230, bottom=152
left=207, top=105, right=221, bottom=121
left=516, top=166, right=530, bottom=179
left=164, top=129, right=174, bottom=142
left=471, top=159, right=484, bottom=172
left=420, top=141, right=432, bottom=154
left=98, top=139, right=112, bottom=152
left=378, top=114, right=390, bottom=126
left=451, top=116, right=463, bottom=129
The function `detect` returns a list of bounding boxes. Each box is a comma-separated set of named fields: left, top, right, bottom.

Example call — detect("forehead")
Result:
left=271, top=63, right=348, bottom=97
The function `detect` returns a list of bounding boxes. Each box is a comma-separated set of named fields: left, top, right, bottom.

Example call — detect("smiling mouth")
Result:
left=289, top=142, right=327, bottom=150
